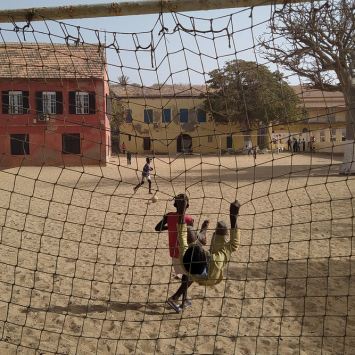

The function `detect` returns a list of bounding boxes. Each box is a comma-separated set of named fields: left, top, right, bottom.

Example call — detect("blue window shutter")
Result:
left=197, top=109, right=206, bottom=122
left=180, top=109, right=188, bottom=123
left=162, top=108, right=171, bottom=123
left=144, top=109, right=153, bottom=123
left=126, top=109, right=132, bottom=123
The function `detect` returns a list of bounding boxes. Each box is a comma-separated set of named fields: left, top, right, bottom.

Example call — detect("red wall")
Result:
left=0, top=77, right=110, bottom=169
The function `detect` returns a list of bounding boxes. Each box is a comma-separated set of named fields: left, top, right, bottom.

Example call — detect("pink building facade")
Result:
left=0, top=43, right=111, bottom=169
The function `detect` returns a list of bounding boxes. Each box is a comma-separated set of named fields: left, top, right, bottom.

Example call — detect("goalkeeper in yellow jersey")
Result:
left=167, top=194, right=241, bottom=313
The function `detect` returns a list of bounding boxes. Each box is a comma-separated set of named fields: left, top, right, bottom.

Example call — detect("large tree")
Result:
left=200, top=59, right=300, bottom=151
left=108, top=87, right=126, bottom=153
left=259, top=0, right=355, bottom=173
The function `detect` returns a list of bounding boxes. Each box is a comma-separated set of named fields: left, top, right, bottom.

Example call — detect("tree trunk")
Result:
left=339, top=85, right=355, bottom=174
left=111, top=130, right=120, bottom=155
left=241, top=125, right=252, bottom=154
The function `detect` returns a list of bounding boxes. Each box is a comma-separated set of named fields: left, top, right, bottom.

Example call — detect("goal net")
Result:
left=0, top=1, right=354, bottom=354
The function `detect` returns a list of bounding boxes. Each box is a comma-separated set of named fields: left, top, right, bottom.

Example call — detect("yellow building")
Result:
left=112, top=84, right=258, bottom=155
left=112, top=84, right=347, bottom=155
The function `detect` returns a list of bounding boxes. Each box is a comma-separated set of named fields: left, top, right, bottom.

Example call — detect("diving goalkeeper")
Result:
left=167, top=194, right=241, bottom=313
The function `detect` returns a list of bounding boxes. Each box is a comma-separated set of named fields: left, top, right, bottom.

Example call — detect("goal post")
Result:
left=0, top=0, right=313, bottom=23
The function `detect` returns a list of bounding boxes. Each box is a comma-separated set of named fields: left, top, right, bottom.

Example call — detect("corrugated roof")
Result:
left=292, top=85, right=344, bottom=98
left=302, top=101, right=345, bottom=108
left=0, top=43, right=105, bottom=79
left=111, top=84, right=207, bottom=98
left=293, top=85, right=345, bottom=108
left=112, top=83, right=346, bottom=109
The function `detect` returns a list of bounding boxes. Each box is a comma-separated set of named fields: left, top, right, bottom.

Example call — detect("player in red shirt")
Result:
left=155, top=195, right=209, bottom=310
left=155, top=196, right=194, bottom=280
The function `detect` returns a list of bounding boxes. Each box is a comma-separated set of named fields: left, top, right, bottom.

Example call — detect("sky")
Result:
left=0, top=1, right=299, bottom=87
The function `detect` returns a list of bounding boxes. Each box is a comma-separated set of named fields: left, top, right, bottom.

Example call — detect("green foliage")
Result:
left=109, top=89, right=126, bottom=135
left=118, top=75, right=130, bottom=85
left=200, top=60, right=300, bottom=130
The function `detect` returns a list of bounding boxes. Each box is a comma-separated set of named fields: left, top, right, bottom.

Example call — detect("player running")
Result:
left=134, top=157, right=153, bottom=194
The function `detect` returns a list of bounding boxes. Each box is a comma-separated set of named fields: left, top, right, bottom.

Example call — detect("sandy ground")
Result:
left=0, top=152, right=354, bottom=355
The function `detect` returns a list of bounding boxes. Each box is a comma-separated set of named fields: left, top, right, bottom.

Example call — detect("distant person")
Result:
left=127, top=151, right=131, bottom=165
left=287, top=138, right=291, bottom=151
left=309, top=140, right=313, bottom=153
left=297, top=139, right=301, bottom=152
left=311, top=140, right=316, bottom=153
left=121, top=142, right=126, bottom=154
left=293, top=138, right=297, bottom=152
left=302, top=139, right=306, bottom=152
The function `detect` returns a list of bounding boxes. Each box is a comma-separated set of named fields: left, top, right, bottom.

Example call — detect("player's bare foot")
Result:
left=200, top=219, right=210, bottom=232
left=195, top=219, right=210, bottom=245
left=167, top=297, right=181, bottom=313
left=181, top=300, right=192, bottom=309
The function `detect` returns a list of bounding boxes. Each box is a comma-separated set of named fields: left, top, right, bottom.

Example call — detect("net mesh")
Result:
left=0, top=2, right=354, bottom=354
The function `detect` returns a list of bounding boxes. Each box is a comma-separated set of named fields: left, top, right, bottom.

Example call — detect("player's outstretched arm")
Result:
left=155, top=215, right=168, bottom=232
left=230, top=200, right=240, bottom=229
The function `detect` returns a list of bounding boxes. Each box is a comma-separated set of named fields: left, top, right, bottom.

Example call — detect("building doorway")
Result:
left=177, top=134, right=192, bottom=152
left=143, top=137, right=151, bottom=151
left=226, top=136, right=233, bottom=149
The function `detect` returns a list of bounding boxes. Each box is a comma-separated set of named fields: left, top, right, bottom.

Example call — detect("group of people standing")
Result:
left=287, top=137, right=315, bottom=153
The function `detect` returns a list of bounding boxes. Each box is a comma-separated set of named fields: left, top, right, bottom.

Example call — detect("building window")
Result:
left=68, top=91, right=95, bottom=115
left=62, top=133, right=81, bottom=154
left=42, top=92, right=56, bottom=114
left=180, top=109, right=188, bottom=123
left=144, top=109, right=153, bottom=123
left=197, top=109, right=207, bottom=123
left=126, top=109, right=133, bottom=123
left=2, top=91, right=29, bottom=115
left=143, top=137, right=151, bottom=150
left=76, top=92, right=89, bottom=114
left=208, top=135, right=212, bottom=142
left=35, top=91, right=63, bottom=115
left=9, top=91, right=23, bottom=114
left=128, top=134, right=132, bottom=141
left=162, top=108, right=171, bottom=123
left=10, top=134, right=29, bottom=155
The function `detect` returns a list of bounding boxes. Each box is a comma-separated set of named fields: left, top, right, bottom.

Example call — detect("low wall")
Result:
left=316, top=141, right=347, bottom=154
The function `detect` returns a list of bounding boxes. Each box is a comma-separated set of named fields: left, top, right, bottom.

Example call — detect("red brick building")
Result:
left=0, top=43, right=111, bottom=169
